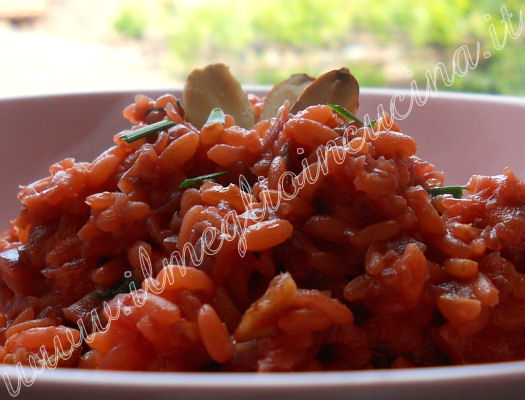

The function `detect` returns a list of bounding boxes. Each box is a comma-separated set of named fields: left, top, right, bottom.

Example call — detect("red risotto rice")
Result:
left=0, top=86, right=524, bottom=372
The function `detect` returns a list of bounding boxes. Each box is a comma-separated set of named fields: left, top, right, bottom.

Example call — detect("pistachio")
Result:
left=183, top=63, right=255, bottom=129
left=290, top=67, right=359, bottom=115
left=259, top=73, right=314, bottom=121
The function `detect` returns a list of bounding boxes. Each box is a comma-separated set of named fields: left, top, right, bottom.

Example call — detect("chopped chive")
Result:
left=328, top=104, right=379, bottom=129
left=120, top=119, right=177, bottom=143
left=97, top=276, right=141, bottom=300
left=328, top=103, right=364, bottom=125
left=205, top=108, right=226, bottom=125
left=179, top=171, right=229, bottom=189
left=427, top=186, right=467, bottom=199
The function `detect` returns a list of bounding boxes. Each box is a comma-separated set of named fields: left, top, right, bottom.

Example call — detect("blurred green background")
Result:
left=112, top=0, right=525, bottom=94
left=2, top=0, right=524, bottom=95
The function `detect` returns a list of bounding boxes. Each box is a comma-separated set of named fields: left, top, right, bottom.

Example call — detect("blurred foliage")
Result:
left=352, top=0, right=487, bottom=48
left=166, top=1, right=253, bottom=61
left=253, top=68, right=306, bottom=85
left=113, top=1, right=148, bottom=39
left=112, top=0, right=525, bottom=94
left=349, top=63, right=388, bottom=87
left=252, top=0, right=353, bottom=48
left=447, top=41, right=525, bottom=94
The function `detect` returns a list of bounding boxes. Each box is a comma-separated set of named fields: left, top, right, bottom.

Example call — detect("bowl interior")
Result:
left=0, top=89, right=524, bottom=225
left=0, top=89, right=524, bottom=398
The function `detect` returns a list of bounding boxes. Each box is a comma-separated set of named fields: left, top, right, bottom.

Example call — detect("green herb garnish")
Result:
left=328, top=104, right=364, bottom=125
left=427, top=186, right=467, bottom=199
left=179, top=171, right=229, bottom=189
left=97, top=276, right=141, bottom=300
left=120, top=119, right=177, bottom=143
left=205, top=108, right=226, bottom=125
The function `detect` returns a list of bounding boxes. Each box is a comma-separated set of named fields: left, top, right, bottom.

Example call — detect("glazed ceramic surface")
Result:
left=0, top=89, right=524, bottom=400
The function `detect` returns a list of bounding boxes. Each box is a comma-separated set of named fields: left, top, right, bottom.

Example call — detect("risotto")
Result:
left=0, top=64, right=524, bottom=372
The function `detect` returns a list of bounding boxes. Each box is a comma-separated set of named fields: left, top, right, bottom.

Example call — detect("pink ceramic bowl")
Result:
left=0, top=89, right=524, bottom=400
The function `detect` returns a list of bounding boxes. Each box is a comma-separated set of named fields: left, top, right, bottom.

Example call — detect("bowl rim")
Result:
left=0, top=87, right=524, bottom=104
left=2, top=360, right=525, bottom=390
